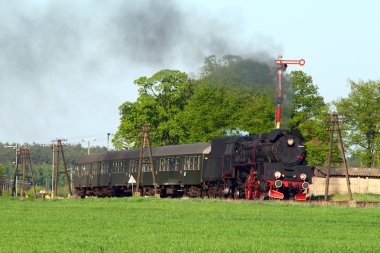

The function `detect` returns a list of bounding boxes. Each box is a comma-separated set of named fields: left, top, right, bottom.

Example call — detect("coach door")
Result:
left=80, top=164, right=90, bottom=187
left=182, top=155, right=202, bottom=185
left=156, top=157, right=181, bottom=186
left=91, top=162, right=100, bottom=187
left=168, top=157, right=181, bottom=185
left=100, top=161, right=109, bottom=187
left=142, top=158, right=153, bottom=186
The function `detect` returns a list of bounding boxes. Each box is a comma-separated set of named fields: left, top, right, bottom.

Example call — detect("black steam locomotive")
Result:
left=74, top=129, right=313, bottom=200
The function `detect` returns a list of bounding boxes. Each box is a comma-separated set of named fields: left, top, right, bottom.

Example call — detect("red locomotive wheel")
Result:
left=245, top=189, right=252, bottom=200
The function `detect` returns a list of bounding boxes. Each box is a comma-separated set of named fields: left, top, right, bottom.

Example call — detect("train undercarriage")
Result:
left=75, top=169, right=309, bottom=200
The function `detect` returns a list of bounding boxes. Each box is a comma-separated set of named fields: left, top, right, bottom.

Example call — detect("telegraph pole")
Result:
left=324, top=112, right=353, bottom=201
left=135, top=124, right=158, bottom=197
left=19, top=148, right=37, bottom=199
left=52, top=139, right=73, bottom=197
left=9, top=147, right=37, bottom=199
left=274, top=56, right=305, bottom=129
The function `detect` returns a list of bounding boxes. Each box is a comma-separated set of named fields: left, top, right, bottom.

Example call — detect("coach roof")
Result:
left=77, top=143, right=211, bottom=164
left=151, top=142, right=211, bottom=157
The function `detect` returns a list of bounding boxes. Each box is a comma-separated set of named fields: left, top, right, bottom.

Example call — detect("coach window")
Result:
left=159, top=158, right=163, bottom=171
left=133, top=160, right=138, bottom=173
left=167, top=158, right=171, bottom=171
left=129, top=160, right=138, bottom=173
left=118, top=161, right=122, bottom=173
left=190, top=156, right=195, bottom=170
left=142, top=159, right=151, bottom=172
left=112, top=161, right=116, bottom=173
left=160, top=158, right=168, bottom=172
left=184, top=156, right=190, bottom=171
left=167, top=157, right=172, bottom=171
left=122, top=161, right=127, bottom=173
left=129, top=160, right=134, bottom=173
left=175, top=157, right=180, bottom=171
left=125, top=160, right=130, bottom=173
left=100, top=162, right=104, bottom=174
left=196, top=156, right=201, bottom=170
left=123, top=161, right=127, bottom=173
left=97, top=163, right=101, bottom=175
left=165, top=158, right=168, bottom=171
left=164, top=158, right=169, bottom=171
left=187, top=157, right=192, bottom=170
left=104, top=162, right=110, bottom=174
left=129, top=160, right=133, bottom=173
left=168, top=157, right=173, bottom=171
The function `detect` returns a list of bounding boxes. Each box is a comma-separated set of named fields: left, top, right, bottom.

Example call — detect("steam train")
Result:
left=74, top=129, right=313, bottom=200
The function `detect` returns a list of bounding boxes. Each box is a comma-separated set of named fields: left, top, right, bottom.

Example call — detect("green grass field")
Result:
left=1, top=197, right=380, bottom=253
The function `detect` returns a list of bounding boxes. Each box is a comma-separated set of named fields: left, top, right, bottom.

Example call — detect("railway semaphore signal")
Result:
left=274, top=55, right=305, bottom=129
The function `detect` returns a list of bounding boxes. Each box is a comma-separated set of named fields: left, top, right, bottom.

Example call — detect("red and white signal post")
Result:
left=274, top=56, right=305, bottom=129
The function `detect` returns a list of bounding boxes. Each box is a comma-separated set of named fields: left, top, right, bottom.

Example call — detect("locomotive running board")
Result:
left=294, top=194, right=307, bottom=201
left=268, top=190, right=284, bottom=199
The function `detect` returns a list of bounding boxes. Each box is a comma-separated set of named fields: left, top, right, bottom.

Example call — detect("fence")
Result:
left=310, top=176, right=380, bottom=195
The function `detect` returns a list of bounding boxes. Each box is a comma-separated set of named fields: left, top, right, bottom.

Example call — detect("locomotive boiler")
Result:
left=74, top=129, right=312, bottom=200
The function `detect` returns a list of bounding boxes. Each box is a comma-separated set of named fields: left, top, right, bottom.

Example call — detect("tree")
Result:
left=177, top=55, right=277, bottom=143
left=115, top=55, right=278, bottom=146
left=114, top=70, right=192, bottom=146
left=334, top=80, right=380, bottom=167
left=178, top=82, right=274, bottom=143
left=289, top=71, right=330, bottom=166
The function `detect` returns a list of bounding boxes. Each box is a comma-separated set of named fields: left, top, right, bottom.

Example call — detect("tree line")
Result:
left=114, top=55, right=380, bottom=168
left=0, top=143, right=107, bottom=195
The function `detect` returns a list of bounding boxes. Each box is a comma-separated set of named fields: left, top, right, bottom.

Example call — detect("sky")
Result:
left=1, top=0, right=379, bottom=147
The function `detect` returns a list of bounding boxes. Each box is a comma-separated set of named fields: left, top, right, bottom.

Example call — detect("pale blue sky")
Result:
left=1, top=0, right=379, bottom=146
left=193, top=0, right=380, bottom=101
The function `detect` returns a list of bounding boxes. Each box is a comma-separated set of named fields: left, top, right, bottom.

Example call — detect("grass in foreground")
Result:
left=0, top=197, right=380, bottom=253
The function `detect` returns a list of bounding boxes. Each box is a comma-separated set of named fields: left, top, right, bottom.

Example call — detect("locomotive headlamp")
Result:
left=287, top=138, right=294, bottom=146
left=300, top=173, right=307, bottom=181
left=274, top=171, right=282, bottom=179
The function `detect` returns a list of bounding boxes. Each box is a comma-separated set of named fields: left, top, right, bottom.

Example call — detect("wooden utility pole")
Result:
left=52, top=139, right=72, bottom=197
left=135, top=124, right=158, bottom=196
left=324, top=112, right=353, bottom=201
left=13, top=148, right=37, bottom=199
